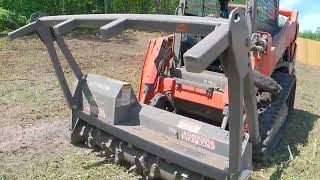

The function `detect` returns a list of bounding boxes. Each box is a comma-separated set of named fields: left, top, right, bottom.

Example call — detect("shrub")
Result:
left=0, top=8, right=28, bottom=32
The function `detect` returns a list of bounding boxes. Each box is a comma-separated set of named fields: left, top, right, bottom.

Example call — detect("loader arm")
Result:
left=9, top=9, right=259, bottom=180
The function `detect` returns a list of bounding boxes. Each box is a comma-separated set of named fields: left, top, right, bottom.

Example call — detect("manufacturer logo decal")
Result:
left=181, top=131, right=216, bottom=150
left=176, top=24, right=187, bottom=33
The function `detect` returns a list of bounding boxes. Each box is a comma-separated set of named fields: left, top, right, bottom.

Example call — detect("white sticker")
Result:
left=120, top=86, right=131, bottom=106
left=83, top=102, right=106, bottom=119
left=177, top=119, right=203, bottom=133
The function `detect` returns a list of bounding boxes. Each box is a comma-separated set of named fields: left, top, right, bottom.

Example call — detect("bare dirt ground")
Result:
left=0, top=31, right=319, bottom=180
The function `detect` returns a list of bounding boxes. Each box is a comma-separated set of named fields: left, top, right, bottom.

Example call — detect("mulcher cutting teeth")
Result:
left=74, top=122, right=206, bottom=180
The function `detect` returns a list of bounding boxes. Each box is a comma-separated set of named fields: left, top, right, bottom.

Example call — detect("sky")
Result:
left=280, top=0, right=320, bottom=32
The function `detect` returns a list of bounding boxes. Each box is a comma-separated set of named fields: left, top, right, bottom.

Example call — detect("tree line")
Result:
left=0, top=0, right=179, bottom=18
left=299, top=30, right=320, bottom=41
left=2, top=0, right=319, bottom=42
left=0, top=0, right=180, bottom=31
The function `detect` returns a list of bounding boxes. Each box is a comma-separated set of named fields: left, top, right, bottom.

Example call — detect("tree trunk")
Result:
left=104, top=0, right=108, bottom=13
left=124, top=0, right=129, bottom=13
left=155, top=0, right=161, bottom=14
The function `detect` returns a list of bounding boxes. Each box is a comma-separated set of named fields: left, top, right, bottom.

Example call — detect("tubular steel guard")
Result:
left=9, top=9, right=260, bottom=180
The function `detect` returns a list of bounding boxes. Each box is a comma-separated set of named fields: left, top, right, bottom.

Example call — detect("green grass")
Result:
left=253, top=64, right=320, bottom=179
left=1, top=151, right=136, bottom=180
left=0, top=36, right=320, bottom=179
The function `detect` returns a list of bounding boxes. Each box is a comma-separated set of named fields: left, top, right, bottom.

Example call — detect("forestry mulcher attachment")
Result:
left=9, top=0, right=298, bottom=179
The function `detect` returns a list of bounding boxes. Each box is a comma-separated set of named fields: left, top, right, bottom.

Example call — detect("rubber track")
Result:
left=254, top=72, right=296, bottom=161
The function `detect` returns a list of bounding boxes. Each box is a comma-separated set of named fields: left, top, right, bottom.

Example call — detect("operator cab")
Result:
left=174, top=0, right=280, bottom=74
left=168, top=0, right=231, bottom=124
left=173, top=0, right=231, bottom=74
left=169, top=0, right=281, bottom=125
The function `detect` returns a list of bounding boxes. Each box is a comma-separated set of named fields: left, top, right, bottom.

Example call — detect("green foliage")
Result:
left=0, top=0, right=248, bottom=17
left=299, top=31, right=320, bottom=41
left=0, top=8, right=27, bottom=32
left=0, top=0, right=179, bottom=17
left=232, top=0, right=247, bottom=4
left=0, top=0, right=248, bottom=31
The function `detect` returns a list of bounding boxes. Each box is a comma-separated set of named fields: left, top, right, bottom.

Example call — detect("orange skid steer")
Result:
left=8, top=0, right=298, bottom=179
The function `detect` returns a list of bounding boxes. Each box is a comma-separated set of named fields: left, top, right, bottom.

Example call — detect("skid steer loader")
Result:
left=8, top=0, right=298, bottom=179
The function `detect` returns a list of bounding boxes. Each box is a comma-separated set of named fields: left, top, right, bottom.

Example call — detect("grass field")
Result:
left=0, top=32, right=319, bottom=180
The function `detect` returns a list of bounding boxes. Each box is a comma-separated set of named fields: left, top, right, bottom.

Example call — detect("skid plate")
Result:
left=70, top=74, right=252, bottom=180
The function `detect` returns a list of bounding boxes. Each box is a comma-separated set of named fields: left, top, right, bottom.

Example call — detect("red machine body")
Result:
left=138, top=7, right=298, bottom=115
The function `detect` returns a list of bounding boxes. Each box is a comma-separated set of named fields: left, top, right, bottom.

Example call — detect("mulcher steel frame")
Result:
left=9, top=9, right=256, bottom=179
left=8, top=0, right=298, bottom=178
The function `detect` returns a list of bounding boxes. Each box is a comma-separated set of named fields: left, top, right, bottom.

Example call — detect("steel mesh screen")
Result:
left=256, top=0, right=279, bottom=33
left=184, top=0, right=220, bottom=17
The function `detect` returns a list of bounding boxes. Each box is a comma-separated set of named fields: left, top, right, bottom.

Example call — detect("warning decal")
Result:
left=116, top=86, right=131, bottom=107
left=181, top=131, right=216, bottom=150
left=83, top=102, right=106, bottom=119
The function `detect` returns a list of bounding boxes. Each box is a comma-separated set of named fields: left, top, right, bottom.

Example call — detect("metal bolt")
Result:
left=71, top=105, right=77, bottom=110
left=181, top=173, right=190, bottom=180
left=149, top=163, right=160, bottom=179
